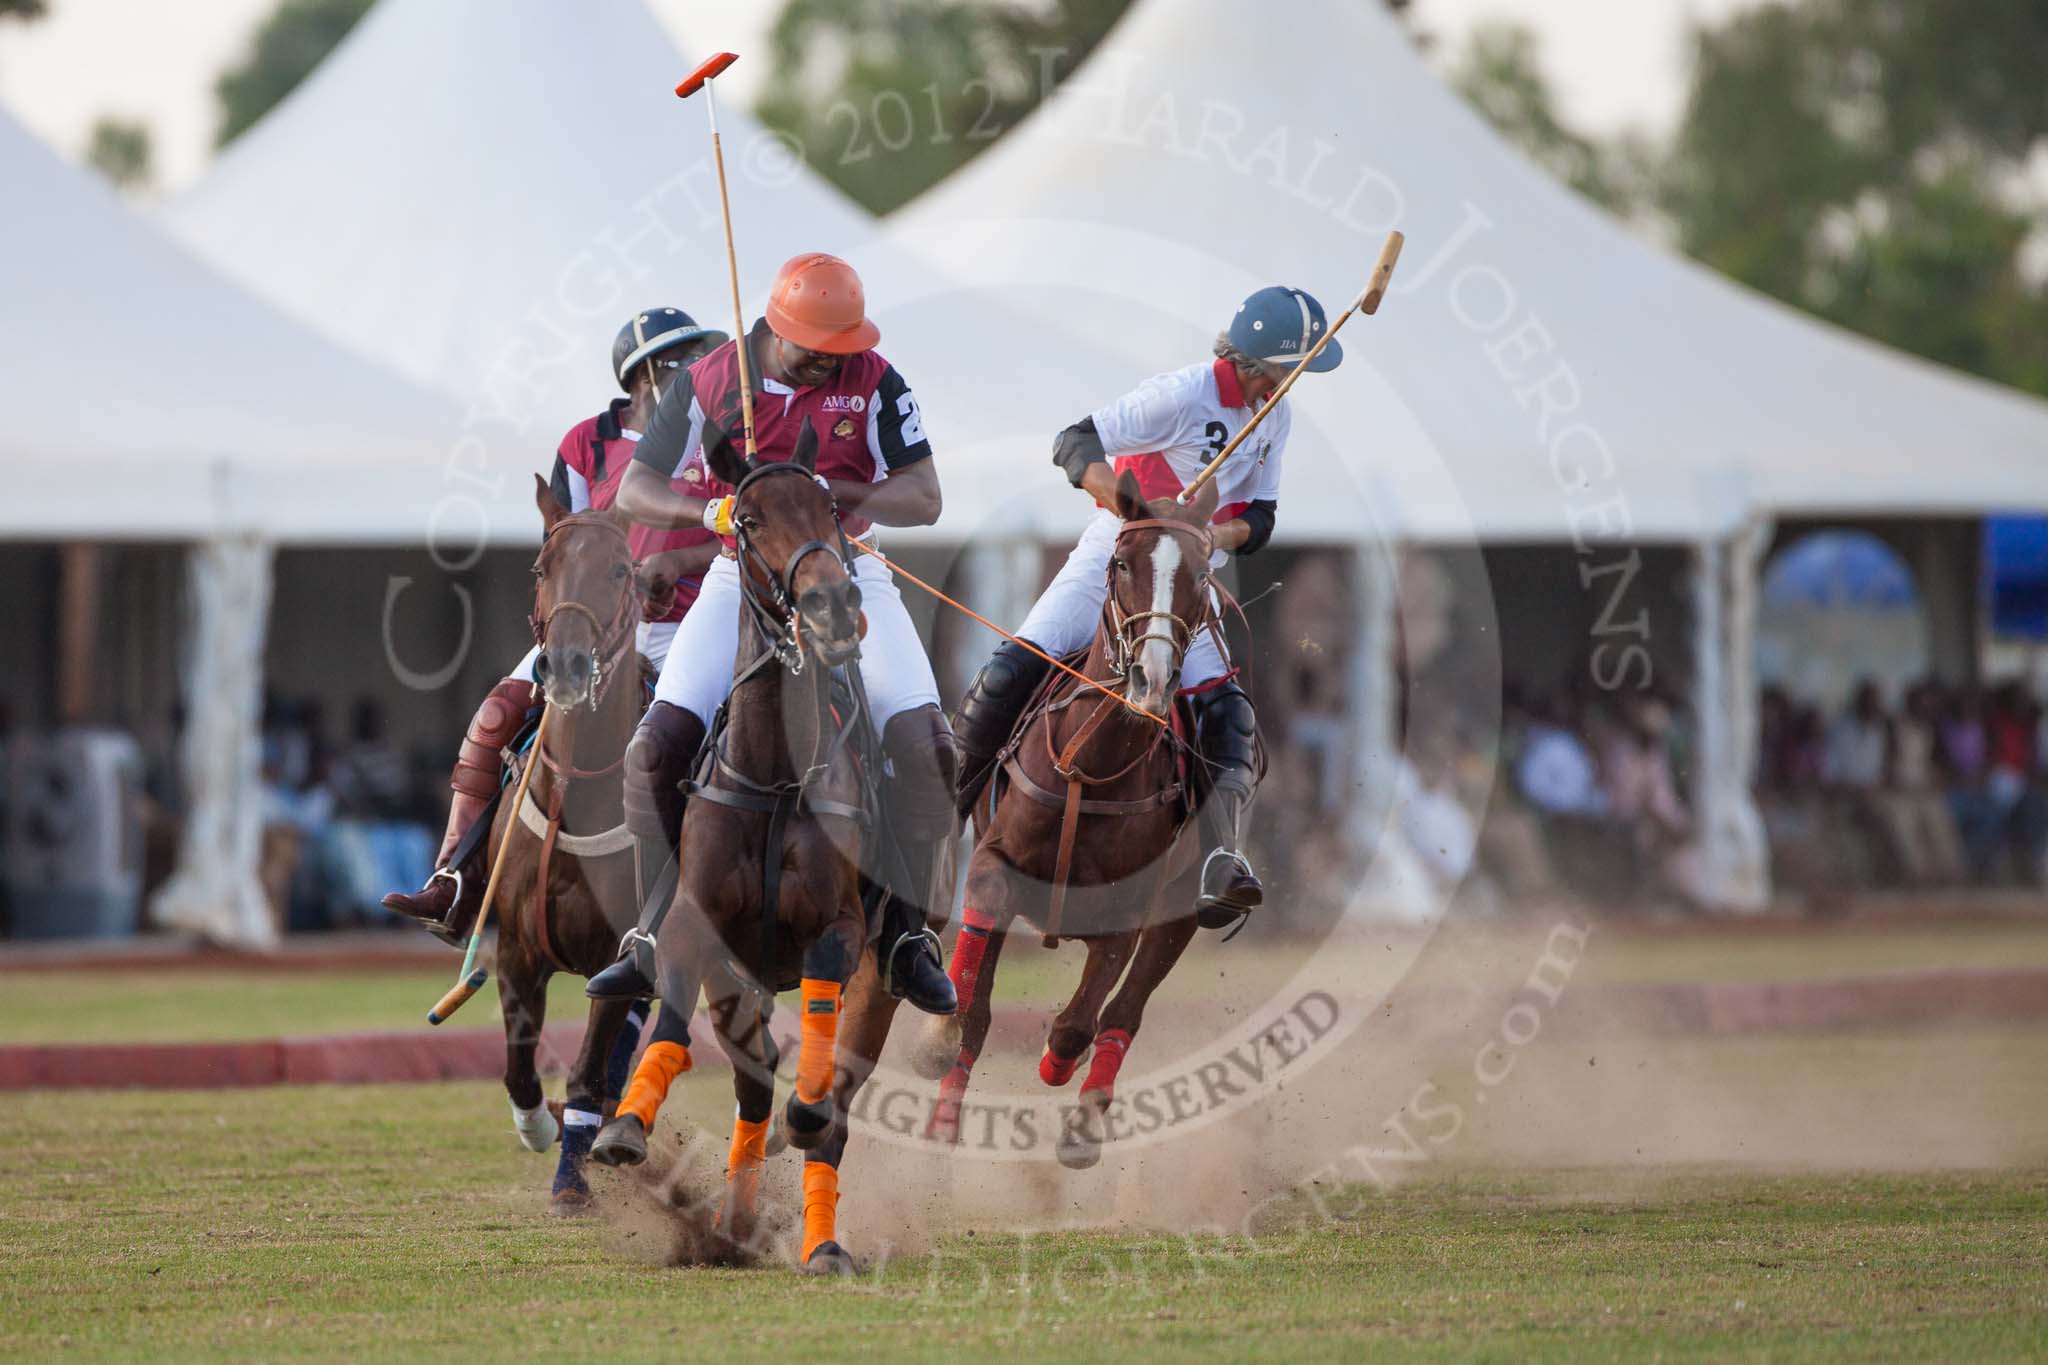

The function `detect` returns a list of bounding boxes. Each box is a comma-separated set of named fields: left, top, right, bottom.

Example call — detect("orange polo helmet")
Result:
left=764, top=252, right=881, bottom=354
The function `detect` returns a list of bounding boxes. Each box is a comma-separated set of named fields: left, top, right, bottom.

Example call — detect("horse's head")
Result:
left=529, top=475, right=637, bottom=711
left=1106, top=469, right=1215, bottom=717
left=704, top=417, right=863, bottom=669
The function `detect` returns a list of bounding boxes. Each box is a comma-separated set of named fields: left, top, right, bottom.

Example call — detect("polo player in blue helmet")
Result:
left=952, top=285, right=1342, bottom=929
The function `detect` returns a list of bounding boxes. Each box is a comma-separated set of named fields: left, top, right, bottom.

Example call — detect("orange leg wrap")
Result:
left=727, top=1114, right=770, bottom=1176
left=616, top=1040, right=691, bottom=1131
left=802, top=1161, right=840, bottom=1262
left=796, top=978, right=841, bottom=1105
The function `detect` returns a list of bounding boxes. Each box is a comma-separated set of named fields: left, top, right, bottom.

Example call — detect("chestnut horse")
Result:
left=591, top=419, right=906, bottom=1275
left=914, top=470, right=1222, bottom=1169
left=486, top=479, right=657, bottom=1212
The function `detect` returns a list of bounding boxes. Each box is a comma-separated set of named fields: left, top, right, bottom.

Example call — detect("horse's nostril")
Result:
left=534, top=652, right=551, bottom=681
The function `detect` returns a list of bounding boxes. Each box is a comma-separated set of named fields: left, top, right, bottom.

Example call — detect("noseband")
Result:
left=529, top=513, right=639, bottom=710
left=730, top=461, right=857, bottom=677
left=1104, top=518, right=1216, bottom=678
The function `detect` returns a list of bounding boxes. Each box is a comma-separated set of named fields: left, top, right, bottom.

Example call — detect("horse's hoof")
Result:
left=802, top=1241, right=856, bottom=1276
left=589, top=1115, right=647, bottom=1168
left=909, top=1014, right=962, bottom=1082
left=1056, top=1112, right=1103, bottom=1171
left=548, top=1187, right=595, bottom=1217
left=1039, top=1045, right=1082, bottom=1088
left=764, top=1112, right=790, bottom=1158
left=784, top=1094, right=834, bottom=1152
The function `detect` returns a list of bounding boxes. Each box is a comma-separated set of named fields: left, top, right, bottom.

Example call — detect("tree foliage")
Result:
left=1454, top=1, right=2048, bottom=399
left=0, top=0, right=47, bottom=20
left=1450, top=21, right=1645, bottom=216
left=754, top=0, right=1133, bottom=214
left=214, top=0, right=373, bottom=149
left=86, top=116, right=152, bottom=192
left=1665, top=0, right=2048, bottom=396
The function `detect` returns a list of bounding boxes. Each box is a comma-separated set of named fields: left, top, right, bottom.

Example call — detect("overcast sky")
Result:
left=0, top=0, right=1761, bottom=195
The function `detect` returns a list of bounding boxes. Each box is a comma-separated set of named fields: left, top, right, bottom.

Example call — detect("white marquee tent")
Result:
left=161, top=0, right=1138, bottom=548
left=887, top=0, right=2048, bottom=544
left=885, top=0, right=2048, bottom=911
left=2, top=111, right=515, bottom=948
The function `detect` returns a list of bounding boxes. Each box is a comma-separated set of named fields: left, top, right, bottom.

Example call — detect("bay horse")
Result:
left=590, top=419, right=904, bottom=1276
left=914, top=470, right=1222, bottom=1170
left=483, top=478, right=658, bottom=1212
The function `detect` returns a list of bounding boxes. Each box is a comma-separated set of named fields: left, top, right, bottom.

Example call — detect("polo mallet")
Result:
left=1178, top=229, right=1406, bottom=507
left=427, top=705, right=552, bottom=1025
left=675, top=52, right=759, bottom=461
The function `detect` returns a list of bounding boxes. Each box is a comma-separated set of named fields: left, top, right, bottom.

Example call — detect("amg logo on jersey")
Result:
left=819, top=394, right=867, bottom=413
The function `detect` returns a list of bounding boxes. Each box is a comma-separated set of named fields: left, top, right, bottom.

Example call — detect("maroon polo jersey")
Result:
left=549, top=398, right=712, bottom=621
left=633, top=319, right=934, bottom=543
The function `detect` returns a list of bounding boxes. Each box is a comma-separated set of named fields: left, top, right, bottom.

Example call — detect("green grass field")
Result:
left=7, top=914, right=2047, bottom=1046
left=0, top=1082, right=2042, bottom=1361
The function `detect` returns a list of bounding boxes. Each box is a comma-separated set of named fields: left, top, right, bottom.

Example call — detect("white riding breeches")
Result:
left=507, top=620, right=678, bottom=686
left=651, top=550, right=941, bottom=728
left=1016, top=511, right=1230, bottom=687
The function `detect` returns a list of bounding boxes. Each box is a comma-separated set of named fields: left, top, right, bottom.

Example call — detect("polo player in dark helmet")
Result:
left=383, top=307, right=726, bottom=941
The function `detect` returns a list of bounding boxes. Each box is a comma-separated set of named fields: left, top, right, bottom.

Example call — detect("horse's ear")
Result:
left=1177, top=473, right=1220, bottom=528
left=534, top=472, right=568, bottom=532
left=701, top=418, right=751, bottom=487
left=791, top=416, right=819, bottom=473
left=1112, top=467, right=1149, bottom=523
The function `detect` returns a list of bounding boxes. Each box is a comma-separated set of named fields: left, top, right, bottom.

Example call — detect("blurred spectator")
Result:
left=1516, top=696, right=1607, bottom=819
left=327, top=699, right=408, bottom=819
left=1986, top=682, right=2048, bottom=881
left=1876, top=681, right=1965, bottom=886
left=1941, top=687, right=2004, bottom=879
left=1595, top=691, right=1706, bottom=912
left=1819, top=679, right=1902, bottom=883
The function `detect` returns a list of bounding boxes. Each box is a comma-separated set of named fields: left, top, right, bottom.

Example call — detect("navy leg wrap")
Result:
left=604, top=1001, right=650, bottom=1102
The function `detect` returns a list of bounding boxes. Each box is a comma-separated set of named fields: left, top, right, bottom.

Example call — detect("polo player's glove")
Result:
left=702, top=496, right=736, bottom=536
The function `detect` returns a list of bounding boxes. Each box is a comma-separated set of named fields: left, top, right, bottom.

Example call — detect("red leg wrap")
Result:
left=1080, top=1028, right=1131, bottom=1100
left=948, top=913, right=994, bottom=1004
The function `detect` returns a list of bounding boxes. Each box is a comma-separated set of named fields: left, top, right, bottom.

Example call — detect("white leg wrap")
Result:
left=562, top=1107, right=602, bottom=1130
left=512, top=1099, right=559, bottom=1152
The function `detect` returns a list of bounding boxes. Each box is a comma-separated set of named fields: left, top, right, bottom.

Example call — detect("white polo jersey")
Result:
left=1091, top=358, right=1287, bottom=562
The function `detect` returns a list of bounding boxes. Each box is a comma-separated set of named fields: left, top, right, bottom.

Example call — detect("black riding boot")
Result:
left=1190, top=681, right=1264, bottom=929
left=881, top=705, right=961, bottom=1016
left=951, top=640, right=1053, bottom=823
left=586, top=701, right=705, bottom=1001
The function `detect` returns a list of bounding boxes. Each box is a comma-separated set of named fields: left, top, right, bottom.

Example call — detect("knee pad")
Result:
left=624, top=702, right=705, bottom=843
left=884, top=704, right=959, bottom=835
left=453, top=678, right=537, bottom=802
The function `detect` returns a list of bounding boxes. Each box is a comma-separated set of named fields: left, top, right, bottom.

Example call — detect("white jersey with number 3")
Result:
left=1091, top=359, right=1288, bottom=561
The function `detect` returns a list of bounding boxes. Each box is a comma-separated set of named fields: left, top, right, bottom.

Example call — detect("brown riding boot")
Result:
left=382, top=677, right=535, bottom=945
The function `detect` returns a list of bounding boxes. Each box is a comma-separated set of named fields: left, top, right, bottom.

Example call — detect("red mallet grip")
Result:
left=675, top=52, right=739, bottom=99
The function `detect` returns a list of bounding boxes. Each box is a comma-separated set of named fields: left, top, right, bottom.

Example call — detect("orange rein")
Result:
left=847, top=520, right=1215, bottom=733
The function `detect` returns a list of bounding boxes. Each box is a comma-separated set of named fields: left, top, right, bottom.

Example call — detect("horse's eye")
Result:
left=1113, top=559, right=1129, bottom=575
left=611, top=563, right=629, bottom=581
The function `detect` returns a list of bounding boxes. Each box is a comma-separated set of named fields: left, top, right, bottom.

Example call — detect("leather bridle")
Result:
left=729, top=460, right=859, bottom=679
left=529, top=512, right=639, bottom=714
left=1102, top=517, right=1217, bottom=681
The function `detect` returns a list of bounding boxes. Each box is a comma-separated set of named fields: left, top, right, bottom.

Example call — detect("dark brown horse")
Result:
left=591, top=419, right=905, bottom=1275
left=913, top=470, right=1220, bottom=1169
left=486, top=480, right=657, bottom=1212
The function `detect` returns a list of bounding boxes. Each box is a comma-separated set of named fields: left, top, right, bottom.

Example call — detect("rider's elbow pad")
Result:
left=1236, top=500, right=1277, bottom=556
left=1051, top=418, right=1107, bottom=488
